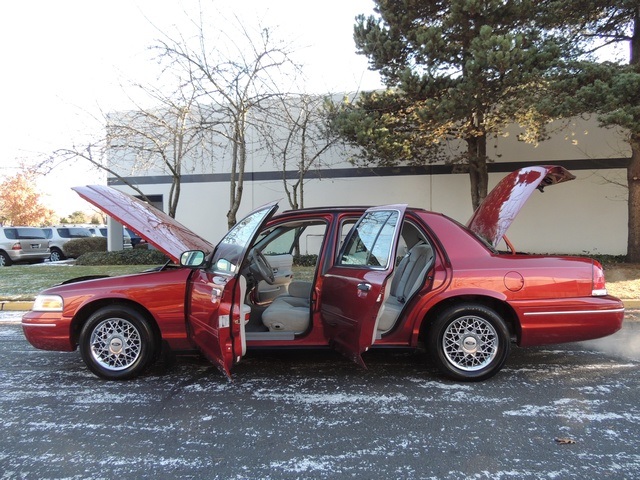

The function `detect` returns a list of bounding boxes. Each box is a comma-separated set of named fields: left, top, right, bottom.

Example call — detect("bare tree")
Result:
left=106, top=81, right=212, bottom=218
left=44, top=142, right=152, bottom=202
left=44, top=79, right=214, bottom=218
left=155, top=14, right=299, bottom=228
left=258, top=94, right=341, bottom=210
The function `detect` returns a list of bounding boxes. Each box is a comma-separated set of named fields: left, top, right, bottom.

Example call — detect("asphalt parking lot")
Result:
left=1, top=310, right=639, bottom=479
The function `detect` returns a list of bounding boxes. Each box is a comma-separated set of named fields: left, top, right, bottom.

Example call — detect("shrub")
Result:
left=76, top=248, right=169, bottom=266
left=63, top=237, right=108, bottom=258
left=293, top=254, right=318, bottom=267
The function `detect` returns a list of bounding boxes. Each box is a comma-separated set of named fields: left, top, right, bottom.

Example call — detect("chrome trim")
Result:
left=21, top=322, right=57, bottom=327
left=523, top=308, right=625, bottom=316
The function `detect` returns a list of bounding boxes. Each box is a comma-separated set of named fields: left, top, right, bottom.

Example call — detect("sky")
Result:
left=0, top=0, right=384, bottom=216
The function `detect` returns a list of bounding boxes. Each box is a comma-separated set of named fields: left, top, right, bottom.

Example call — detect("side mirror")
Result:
left=180, top=250, right=206, bottom=268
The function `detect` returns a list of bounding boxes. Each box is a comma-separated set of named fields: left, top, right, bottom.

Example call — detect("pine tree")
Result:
left=333, top=0, right=574, bottom=208
left=539, top=1, right=640, bottom=261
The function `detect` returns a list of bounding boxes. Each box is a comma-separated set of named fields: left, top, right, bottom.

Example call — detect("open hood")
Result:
left=73, top=185, right=214, bottom=263
left=467, top=166, right=576, bottom=248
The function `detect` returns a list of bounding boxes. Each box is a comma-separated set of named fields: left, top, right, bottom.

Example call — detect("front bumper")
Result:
left=21, top=311, right=76, bottom=351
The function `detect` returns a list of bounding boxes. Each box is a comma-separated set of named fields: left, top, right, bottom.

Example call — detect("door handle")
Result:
left=357, top=282, right=372, bottom=292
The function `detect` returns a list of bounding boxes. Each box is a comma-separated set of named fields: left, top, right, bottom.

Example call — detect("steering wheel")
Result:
left=249, top=249, right=275, bottom=284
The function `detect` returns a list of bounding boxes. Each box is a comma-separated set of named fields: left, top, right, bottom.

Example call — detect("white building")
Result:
left=107, top=114, right=630, bottom=256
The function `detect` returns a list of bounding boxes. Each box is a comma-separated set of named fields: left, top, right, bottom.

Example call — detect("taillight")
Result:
left=592, top=261, right=607, bottom=296
left=11, top=242, right=21, bottom=251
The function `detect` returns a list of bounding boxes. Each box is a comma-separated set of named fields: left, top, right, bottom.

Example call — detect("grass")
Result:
left=602, top=263, right=640, bottom=299
left=0, top=264, right=162, bottom=301
left=0, top=263, right=637, bottom=301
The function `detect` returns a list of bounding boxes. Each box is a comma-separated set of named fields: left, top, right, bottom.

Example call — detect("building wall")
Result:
left=109, top=116, right=631, bottom=255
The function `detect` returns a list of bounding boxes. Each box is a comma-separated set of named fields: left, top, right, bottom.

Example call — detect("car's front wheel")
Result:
left=79, top=306, right=157, bottom=380
left=427, top=303, right=511, bottom=381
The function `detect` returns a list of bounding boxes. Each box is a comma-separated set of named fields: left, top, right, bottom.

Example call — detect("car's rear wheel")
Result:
left=49, top=248, right=66, bottom=262
left=0, top=251, right=12, bottom=267
left=428, top=303, right=510, bottom=381
left=79, top=306, right=157, bottom=380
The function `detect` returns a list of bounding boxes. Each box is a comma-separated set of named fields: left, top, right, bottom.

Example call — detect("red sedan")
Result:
left=22, top=166, right=624, bottom=381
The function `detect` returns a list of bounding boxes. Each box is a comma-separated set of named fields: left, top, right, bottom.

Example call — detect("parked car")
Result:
left=22, top=166, right=624, bottom=382
left=42, top=227, right=93, bottom=261
left=125, top=227, right=146, bottom=248
left=88, top=226, right=133, bottom=249
left=0, top=227, right=50, bottom=266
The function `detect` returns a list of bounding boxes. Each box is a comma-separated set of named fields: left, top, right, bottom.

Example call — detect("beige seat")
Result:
left=377, top=243, right=434, bottom=332
left=262, top=281, right=313, bottom=333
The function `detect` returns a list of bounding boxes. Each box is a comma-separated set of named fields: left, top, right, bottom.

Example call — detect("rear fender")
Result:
left=413, top=291, right=519, bottom=346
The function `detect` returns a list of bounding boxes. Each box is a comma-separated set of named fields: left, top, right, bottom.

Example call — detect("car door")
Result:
left=320, top=205, right=407, bottom=367
left=186, top=202, right=278, bottom=377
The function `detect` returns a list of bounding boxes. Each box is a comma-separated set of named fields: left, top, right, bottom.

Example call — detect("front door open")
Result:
left=185, top=203, right=278, bottom=376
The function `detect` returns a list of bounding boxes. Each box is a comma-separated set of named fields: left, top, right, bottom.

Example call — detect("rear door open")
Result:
left=320, top=205, right=407, bottom=367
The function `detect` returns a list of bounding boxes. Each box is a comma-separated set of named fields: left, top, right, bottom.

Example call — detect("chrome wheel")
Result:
left=428, top=303, right=510, bottom=381
left=80, top=305, right=157, bottom=380
left=442, top=315, right=498, bottom=371
left=89, top=318, right=142, bottom=371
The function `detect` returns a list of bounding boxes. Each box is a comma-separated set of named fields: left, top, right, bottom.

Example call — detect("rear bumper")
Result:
left=21, top=311, right=75, bottom=351
left=7, top=251, right=50, bottom=262
left=510, top=296, right=625, bottom=347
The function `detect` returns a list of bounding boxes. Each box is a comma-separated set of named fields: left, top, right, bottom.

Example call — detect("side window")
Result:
left=262, top=228, right=297, bottom=255
left=257, top=221, right=327, bottom=260
left=4, top=228, right=17, bottom=240
left=68, top=228, right=91, bottom=238
left=339, top=210, right=400, bottom=268
left=338, top=219, right=357, bottom=251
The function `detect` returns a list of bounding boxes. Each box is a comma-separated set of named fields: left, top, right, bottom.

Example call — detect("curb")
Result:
left=0, top=301, right=34, bottom=311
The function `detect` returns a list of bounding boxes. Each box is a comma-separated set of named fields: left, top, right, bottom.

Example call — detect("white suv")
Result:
left=0, top=227, right=50, bottom=266
left=42, top=227, right=93, bottom=261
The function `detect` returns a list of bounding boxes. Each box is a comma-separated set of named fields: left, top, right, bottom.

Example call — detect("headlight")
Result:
left=32, top=295, right=64, bottom=312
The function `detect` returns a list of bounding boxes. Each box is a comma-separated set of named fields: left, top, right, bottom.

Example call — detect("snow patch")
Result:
left=252, top=391, right=408, bottom=405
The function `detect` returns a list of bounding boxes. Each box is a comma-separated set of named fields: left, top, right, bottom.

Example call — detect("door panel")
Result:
left=320, top=269, right=392, bottom=367
left=187, top=271, right=237, bottom=376
left=320, top=205, right=407, bottom=366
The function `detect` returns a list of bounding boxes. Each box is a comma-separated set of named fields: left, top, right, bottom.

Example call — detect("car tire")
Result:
left=49, top=248, right=66, bottom=262
left=0, top=251, right=12, bottom=267
left=428, top=303, right=510, bottom=382
left=79, top=305, right=157, bottom=380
